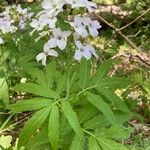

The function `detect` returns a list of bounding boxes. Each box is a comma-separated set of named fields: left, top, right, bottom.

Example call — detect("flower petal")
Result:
left=75, top=40, right=83, bottom=49
left=92, top=20, right=102, bottom=29
left=63, top=31, right=72, bottom=37
left=89, top=27, right=99, bottom=37
left=83, top=50, right=92, bottom=60
left=41, top=56, right=47, bottom=66
left=48, top=49, right=58, bottom=57
left=43, top=42, right=50, bottom=52
left=36, top=52, right=45, bottom=62
left=48, top=38, right=57, bottom=48
left=75, top=27, right=88, bottom=38
left=57, top=39, right=67, bottom=50
left=74, top=50, right=82, bottom=61
left=52, top=28, right=61, bottom=37
left=42, top=0, right=52, bottom=10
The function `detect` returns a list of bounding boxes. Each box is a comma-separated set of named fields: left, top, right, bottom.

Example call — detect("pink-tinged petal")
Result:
left=48, top=49, right=58, bottom=57
left=36, top=52, right=45, bottom=62
left=83, top=50, right=92, bottom=60
left=74, top=50, right=83, bottom=61
left=57, top=39, right=66, bottom=50
left=48, top=38, right=57, bottom=48
left=89, top=27, right=99, bottom=37
left=41, top=56, right=47, bottom=66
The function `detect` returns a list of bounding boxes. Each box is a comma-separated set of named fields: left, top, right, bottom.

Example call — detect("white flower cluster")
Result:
left=0, top=1, right=101, bottom=64
left=0, top=5, right=33, bottom=44
left=30, top=0, right=101, bottom=65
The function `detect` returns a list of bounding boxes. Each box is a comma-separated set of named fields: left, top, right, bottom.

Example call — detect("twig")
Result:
left=95, top=14, right=141, bottom=52
left=117, top=8, right=150, bottom=31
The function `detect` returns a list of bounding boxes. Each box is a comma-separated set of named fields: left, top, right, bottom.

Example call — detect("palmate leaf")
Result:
left=61, top=100, right=83, bottom=137
left=98, top=125, right=133, bottom=140
left=98, top=137, right=128, bottom=150
left=86, top=92, right=117, bottom=125
left=56, top=73, right=67, bottom=95
left=97, top=87, right=129, bottom=113
left=26, top=127, right=49, bottom=149
left=14, top=83, right=60, bottom=99
left=88, top=136, right=101, bottom=150
left=98, top=77, right=131, bottom=89
left=28, top=68, right=47, bottom=88
left=70, top=134, right=84, bottom=150
left=94, top=60, right=112, bottom=83
left=18, top=107, right=50, bottom=148
left=79, top=60, right=91, bottom=89
left=45, top=61, right=57, bottom=89
left=48, top=105, right=59, bottom=150
left=8, top=98, right=53, bottom=113
left=84, top=114, right=108, bottom=129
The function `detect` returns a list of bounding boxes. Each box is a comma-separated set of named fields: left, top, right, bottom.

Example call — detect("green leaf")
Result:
left=70, top=134, right=84, bottom=150
left=56, top=74, right=67, bottom=95
left=84, top=114, right=108, bottom=129
left=26, top=127, right=49, bottom=149
left=99, top=77, right=131, bottom=89
left=86, top=92, right=117, bottom=125
left=79, top=60, right=91, bottom=89
left=0, top=78, right=9, bottom=106
left=14, top=83, right=60, bottom=99
left=98, top=137, right=128, bottom=150
left=61, top=100, right=83, bottom=136
left=48, top=105, right=59, bottom=150
left=28, top=68, right=47, bottom=88
left=98, top=125, right=133, bottom=140
left=18, top=107, right=50, bottom=148
left=95, top=60, right=112, bottom=83
left=88, top=137, right=101, bottom=150
left=8, top=98, right=53, bottom=113
left=97, top=87, right=129, bottom=113
left=45, top=61, right=57, bottom=89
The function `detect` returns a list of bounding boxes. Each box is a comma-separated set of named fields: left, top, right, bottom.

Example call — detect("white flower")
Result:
left=0, top=37, right=4, bottom=44
left=80, top=0, right=97, bottom=12
left=30, top=19, right=44, bottom=31
left=74, top=41, right=98, bottom=61
left=83, top=17, right=101, bottom=37
left=39, top=12, right=57, bottom=29
left=48, top=28, right=71, bottom=50
left=42, top=0, right=64, bottom=13
left=65, top=0, right=83, bottom=8
left=16, top=4, right=27, bottom=15
left=70, top=15, right=88, bottom=38
left=36, top=42, right=58, bottom=66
